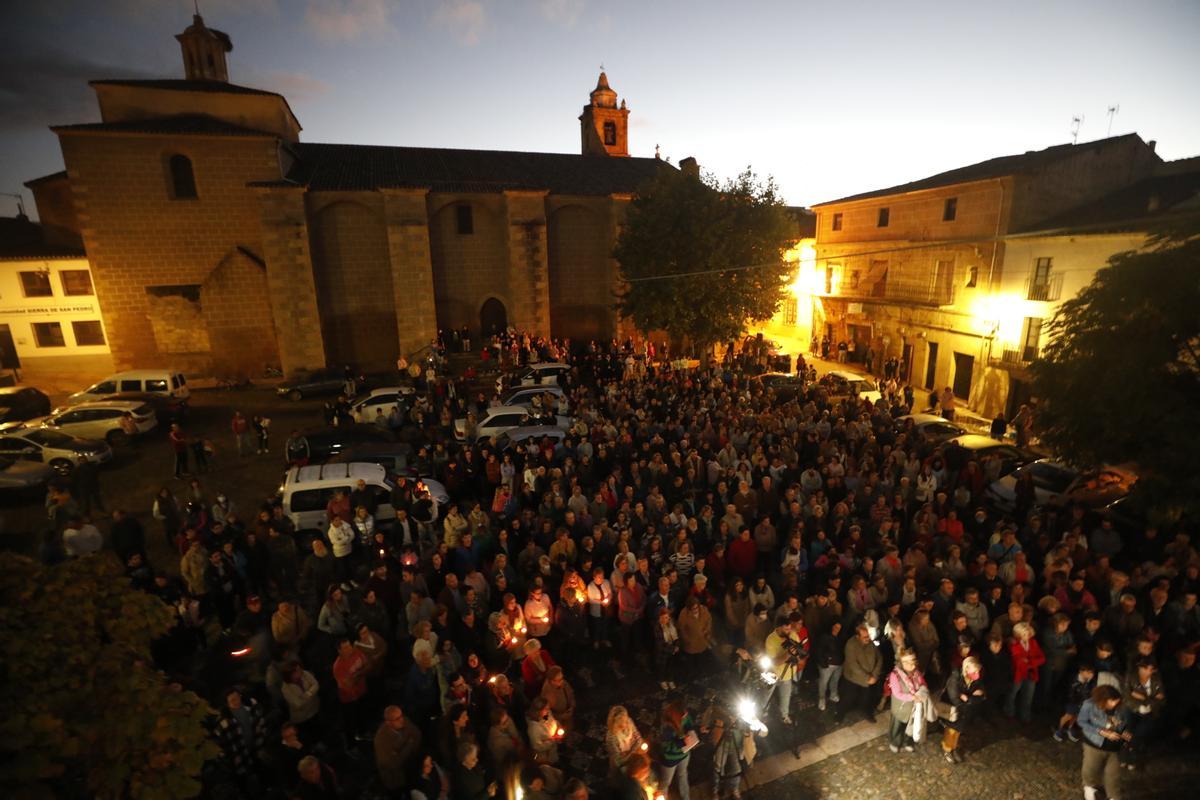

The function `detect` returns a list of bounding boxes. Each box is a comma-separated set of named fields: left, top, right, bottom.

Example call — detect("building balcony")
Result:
left=1025, top=273, right=1063, bottom=302
left=991, top=347, right=1040, bottom=367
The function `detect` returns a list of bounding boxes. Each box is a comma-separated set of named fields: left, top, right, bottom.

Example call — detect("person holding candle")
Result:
left=587, top=565, right=615, bottom=649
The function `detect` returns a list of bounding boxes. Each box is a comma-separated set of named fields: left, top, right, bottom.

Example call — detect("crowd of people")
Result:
left=39, top=330, right=1200, bottom=800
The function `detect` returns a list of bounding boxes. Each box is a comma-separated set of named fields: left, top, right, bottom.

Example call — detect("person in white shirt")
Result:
left=587, top=567, right=614, bottom=649
left=62, top=519, right=103, bottom=556
left=327, top=514, right=355, bottom=579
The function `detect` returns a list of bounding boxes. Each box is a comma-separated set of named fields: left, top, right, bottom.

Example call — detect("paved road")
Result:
left=746, top=717, right=1200, bottom=800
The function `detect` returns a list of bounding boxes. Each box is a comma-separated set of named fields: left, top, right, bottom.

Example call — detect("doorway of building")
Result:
left=0, top=325, right=19, bottom=374
left=953, top=352, right=975, bottom=400
left=480, top=298, right=507, bottom=338
left=924, top=342, right=939, bottom=390
left=901, top=343, right=914, bottom=382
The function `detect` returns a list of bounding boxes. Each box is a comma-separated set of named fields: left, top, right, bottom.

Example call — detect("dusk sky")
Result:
left=3, top=0, right=1199, bottom=217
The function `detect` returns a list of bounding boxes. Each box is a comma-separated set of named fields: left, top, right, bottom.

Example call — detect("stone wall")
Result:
left=307, top=194, right=398, bottom=370
left=547, top=199, right=616, bottom=341
left=200, top=248, right=279, bottom=378
left=256, top=187, right=326, bottom=374
left=382, top=189, right=438, bottom=359
left=428, top=193, right=510, bottom=335
left=58, top=131, right=280, bottom=374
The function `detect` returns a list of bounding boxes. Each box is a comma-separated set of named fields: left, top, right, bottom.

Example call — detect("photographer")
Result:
left=764, top=613, right=808, bottom=725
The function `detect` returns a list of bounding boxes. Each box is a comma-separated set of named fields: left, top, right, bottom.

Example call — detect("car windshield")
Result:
left=24, top=429, right=77, bottom=447
left=1027, top=463, right=1077, bottom=492
left=850, top=378, right=877, bottom=391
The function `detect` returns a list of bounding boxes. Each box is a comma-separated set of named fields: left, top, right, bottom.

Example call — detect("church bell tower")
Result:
left=176, top=13, right=233, bottom=82
left=579, top=71, right=630, bottom=157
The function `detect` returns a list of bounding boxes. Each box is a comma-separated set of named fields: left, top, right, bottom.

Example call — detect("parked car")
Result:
left=0, top=428, right=112, bottom=475
left=288, top=425, right=395, bottom=463
left=326, top=442, right=414, bottom=474
left=0, top=456, right=54, bottom=490
left=1046, top=465, right=1138, bottom=511
left=69, top=369, right=189, bottom=404
left=0, top=386, right=51, bottom=425
left=751, top=372, right=807, bottom=401
left=31, top=400, right=156, bottom=445
left=277, top=368, right=356, bottom=401
left=944, top=434, right=1036, bottom=479
left=896, top=413, right=967, bottom=445
left=454, top=405, right=571, bottom=443
left=349, top=386, right=416, bottom=424
left=277, top=461, right=442, bottom=533
left=94, top=391, right=187, bottom=425
left=499, top=384, right=569, bottom=412
left=496, top=362, right=571, bottom=394
left=277, top=368, right=397, bottom=401
left=986, top=459, right=1081, bottom=515
left=492, top=425, right=570, bottom=453
left=818, top=370, right=883, bottom=404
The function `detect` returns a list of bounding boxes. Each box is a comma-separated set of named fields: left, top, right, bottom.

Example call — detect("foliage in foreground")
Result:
left=1031, top=219, right=1200, bottom=521
left=0, top=552, right=218, bottom=799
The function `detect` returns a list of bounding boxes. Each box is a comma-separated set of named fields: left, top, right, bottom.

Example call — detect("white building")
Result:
left=0, top=215, right=113, bottom=383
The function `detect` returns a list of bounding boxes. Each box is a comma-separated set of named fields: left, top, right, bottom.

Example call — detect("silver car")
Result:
left=0, top=456, right=53, bottom=490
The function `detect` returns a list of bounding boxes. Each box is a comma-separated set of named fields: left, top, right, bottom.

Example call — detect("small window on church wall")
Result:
left=168, top=154, right=197, bottom=200
left=603, top=121, right=617, bottom=146
left=456, top=205, right=474, bottom=235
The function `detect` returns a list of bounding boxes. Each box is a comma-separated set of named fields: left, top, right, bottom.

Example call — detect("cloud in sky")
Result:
left=243, top=68, right=332, bottom=101
left=432, top=0, right=487, bottom=46
left=537, top=0, right=585, bottom=28
left=0, top=48, right=160, bottom=131
left=304, top=0, right=395, bottom=42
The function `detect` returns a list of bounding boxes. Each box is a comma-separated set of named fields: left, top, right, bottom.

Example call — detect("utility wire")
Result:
left=622, top=214, right=1196, bottom=282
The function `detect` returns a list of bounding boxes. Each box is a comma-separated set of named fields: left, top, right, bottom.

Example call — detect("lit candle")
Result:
left=555, top=727, right=565, bottom=737
left=509, top=636, right=518, bottom=645
left=640, top=742, right=649, bottom=752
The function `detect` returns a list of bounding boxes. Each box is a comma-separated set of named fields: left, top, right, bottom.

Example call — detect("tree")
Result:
left=1030, top=220, right=1200, bottom=520
left=0, top=552, right=219, bottom=799
left=614, top=166, right=794, bottom=356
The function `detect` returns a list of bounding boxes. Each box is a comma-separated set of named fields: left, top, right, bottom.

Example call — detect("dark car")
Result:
left=96, top=391, right=187, bottom=425
left=276, top=368, right=396, bottom=401
left=752, top=372, right=807, bottom=402
left=289, top=425, right=395, bottom=463
left=0, top=386, right=51, bottom=425
left=944, top=434, right=1037, bottom=479
left=325, top=442, right=414, bottom=474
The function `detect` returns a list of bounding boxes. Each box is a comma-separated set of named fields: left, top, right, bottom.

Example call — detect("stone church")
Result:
left=27, top=13, right=672, bottom=376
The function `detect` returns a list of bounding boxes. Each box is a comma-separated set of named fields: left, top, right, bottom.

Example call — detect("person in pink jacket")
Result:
left=887, top=649, right=929, bottom=752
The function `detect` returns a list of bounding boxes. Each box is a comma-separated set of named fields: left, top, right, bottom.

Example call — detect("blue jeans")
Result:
left=1006, top=679, right=1036, bottom=721
left=658, top=754, right=691, bottom=800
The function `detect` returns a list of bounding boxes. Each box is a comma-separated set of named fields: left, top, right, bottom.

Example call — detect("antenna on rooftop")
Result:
left=1, top=191, right=27, bottom=218
left=1071, top=115, right=1084, bottom=145
left=1106, top=105, right=1120, bottom=137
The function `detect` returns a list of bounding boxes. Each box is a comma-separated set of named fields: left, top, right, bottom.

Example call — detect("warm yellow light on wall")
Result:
left=787, top=241, right=819, bottom=297
left=969, top=292, right=1029, bottom=346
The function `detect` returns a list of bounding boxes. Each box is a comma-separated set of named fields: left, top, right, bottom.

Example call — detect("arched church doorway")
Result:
left=480, top=297, right=507, bottom=337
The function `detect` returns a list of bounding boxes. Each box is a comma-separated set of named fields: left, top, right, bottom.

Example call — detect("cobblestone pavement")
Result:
left=746, top=716, right=1200, bottom=800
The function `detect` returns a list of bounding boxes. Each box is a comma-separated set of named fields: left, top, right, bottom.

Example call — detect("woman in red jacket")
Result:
left=1005, top=621, right=1046, bottom=722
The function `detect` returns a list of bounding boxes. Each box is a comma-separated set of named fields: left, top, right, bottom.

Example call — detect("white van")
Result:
left=278, top=462, right=444, bottom=533
left=70, top=370, right=190, bottom=404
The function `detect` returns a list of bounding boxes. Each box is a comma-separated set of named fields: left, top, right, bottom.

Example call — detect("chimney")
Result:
left=1148, top=140, right=1157, bottom=153
left=679, top=156, right=699, bottom=178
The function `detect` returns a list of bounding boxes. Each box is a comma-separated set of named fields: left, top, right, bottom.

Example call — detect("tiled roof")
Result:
left=0, top=217, right=85, bottom=260
left=23, top=170, right=68, bottom=188
left=1022, top=170, right=1200, bottom=233
left=51, top=114, right=278, bottom=138
left=814, top=134, right=1146, bottom=206
left=266, top=142, right=672, bottom=195
left=89, top=79, right=282, bottom=97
